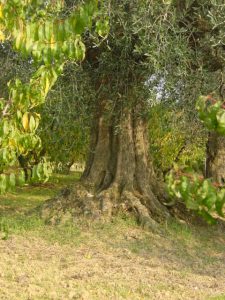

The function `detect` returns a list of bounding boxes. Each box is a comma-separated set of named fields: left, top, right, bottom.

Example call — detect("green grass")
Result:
left=209, top=296, right=225, bottom=300
left=0, top=172, right=84, bottom=243
left=0, top=173, right=224, bottom=251
left=0, top=172, right=141, bottom=245
left=0, top=171, right=81, bottom=215
left=0, top=172, right=225, bottom=299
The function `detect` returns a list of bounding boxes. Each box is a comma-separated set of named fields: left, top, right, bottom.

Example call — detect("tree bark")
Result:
left=40, top=97, right=170, bottom=228
left=205, top=132, right=225, bottom=184
left=82, top=101, right=168, bottom=214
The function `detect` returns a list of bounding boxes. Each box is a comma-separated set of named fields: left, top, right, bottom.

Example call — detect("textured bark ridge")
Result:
left=206, top=132, right=225, bottom=184
left=40, top=103, right=170, bottom=229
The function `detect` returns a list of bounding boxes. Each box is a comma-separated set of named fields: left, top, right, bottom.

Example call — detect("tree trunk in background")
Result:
left=205, top=132, right=225, bottom=184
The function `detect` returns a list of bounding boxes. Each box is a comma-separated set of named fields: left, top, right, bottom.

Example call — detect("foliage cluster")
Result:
left=167, top=168, right=225, bottom=224
left=164, top=0, right=225, bottom=223
left=166, top=95, right=225, bottom=223
left=0, top=0, right=107, bottom=191
left=38, top=66, right=93, bottom=169
left=149, top=104, right=206, bottom=175
left=197, top=95, right=225, bottom=134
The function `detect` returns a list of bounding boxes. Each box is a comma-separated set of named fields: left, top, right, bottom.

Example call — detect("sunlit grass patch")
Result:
left=0, top=172, right=81, bottom=215
left=209, top=296, right=225, bottom=300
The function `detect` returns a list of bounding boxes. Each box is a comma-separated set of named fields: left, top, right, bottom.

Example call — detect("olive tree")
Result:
left=41, top=0, right=195, bottom=227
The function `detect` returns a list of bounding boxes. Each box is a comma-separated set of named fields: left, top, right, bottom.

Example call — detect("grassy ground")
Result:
left=0, top=173, right=225, bottom=300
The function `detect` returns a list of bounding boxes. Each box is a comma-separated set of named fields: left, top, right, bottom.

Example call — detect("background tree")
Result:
left=38, top=65, right=93, bottom=173
left=0, top=0, right=100, bottom=191
left=148, top=103, right=206, bottom=177
left=174, top=0, right=225, bottom=182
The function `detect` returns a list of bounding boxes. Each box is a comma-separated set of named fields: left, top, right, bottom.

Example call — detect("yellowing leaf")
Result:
left=22, top=112, right=29, bottom=131
left=9, top=139, right=16, bottom=148
left=15, top=31, right=23, bottom=49
left=50, top=35, right=55, bottom=49
left=0, top=30, right=5, bottom=42
left=45, top=77, right=50, bottom=95
left=0, top=4, right=3, bottom=19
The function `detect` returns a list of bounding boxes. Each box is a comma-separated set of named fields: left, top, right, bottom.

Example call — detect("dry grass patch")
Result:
left=0, top=173, right=225, bottom=299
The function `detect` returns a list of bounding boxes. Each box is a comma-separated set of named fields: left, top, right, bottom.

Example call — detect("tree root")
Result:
left=35, top=182, right=170, bottom=234
left=121, top=191, right=161, bottom=232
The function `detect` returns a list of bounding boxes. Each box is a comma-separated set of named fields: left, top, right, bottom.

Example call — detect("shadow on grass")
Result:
left=0, top=170, right=225, bottom=283
left=0, top=172, right=83, bottom=243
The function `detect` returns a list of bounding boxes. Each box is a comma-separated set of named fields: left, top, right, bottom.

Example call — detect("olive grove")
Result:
left=0, top=0, right=225, bottom=226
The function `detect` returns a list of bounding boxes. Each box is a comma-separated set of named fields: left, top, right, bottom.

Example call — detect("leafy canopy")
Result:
left=0, top=0, right=107, bottom=192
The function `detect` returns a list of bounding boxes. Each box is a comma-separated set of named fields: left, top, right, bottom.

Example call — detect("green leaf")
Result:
left=198, top=209, right=216, bottom=225
left=2, top=120, right=9, bottom=135
left=8, top=173, right=16, bottom=190
left=74, top=38, right=85, bottom=61
left=185, top=196, right=199, bottom=210
left=0, top=174, right=7, bottom=194
left=180, top=176, right=188, bottom=192
left=74, top=14, right=86, bottom=34
left=31, top=165, right=39, bottom=182
left=25, top=38, right=33, bottom=53
left=203, top=194, right=217, bottom=209
left=37, top=163, right=43, bottom=179
left=96, top=19, right=110, bottom=37
left=56, top=21, right=65, bottom=41
left=216, top=189, right=225, bottom=217
left=29, top=115, right=36, bottom=132
left=44, top=21, right=50, bottom=41
left=38, top=23, right=45, bottom=41
left=17, top=171, right=25, bottom=186
left=15, top=31, right=23, bottom=49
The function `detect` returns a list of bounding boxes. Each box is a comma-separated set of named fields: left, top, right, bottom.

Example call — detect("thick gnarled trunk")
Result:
left=80, top=100, right=169, bottom=223
left=206, top=132, right=225, bottom=184
left=40, top=99, right=170, bottom=228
